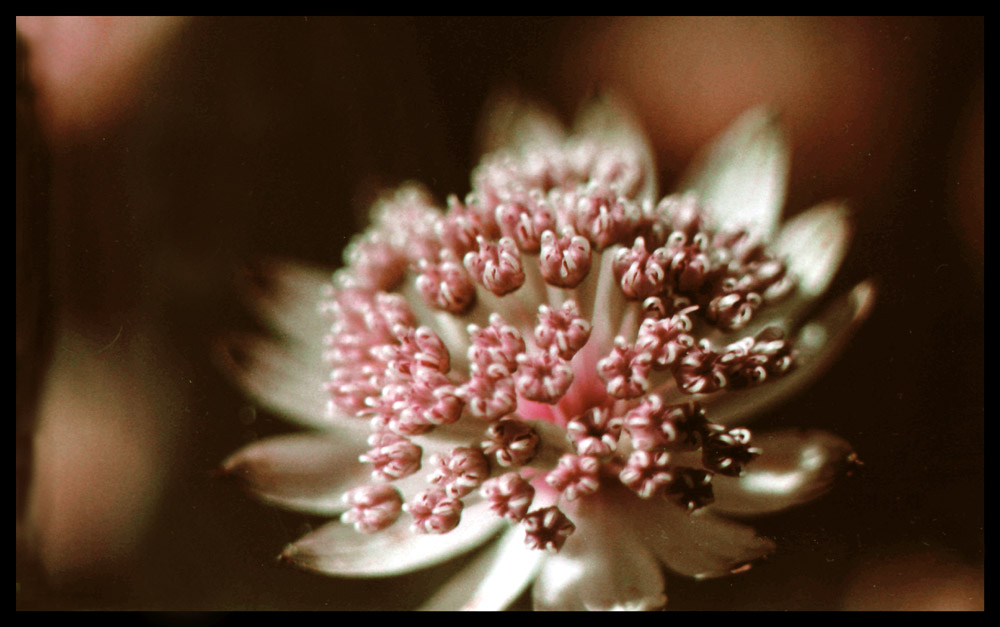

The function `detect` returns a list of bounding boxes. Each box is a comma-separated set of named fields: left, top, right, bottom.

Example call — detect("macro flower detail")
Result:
left=341, top=484, right=403, bottom=533
left=405, top=488, right=464, bottom=534
left=523, top=506, right=576, bottom=552
left=481, top=472, right=536, bottom=522
left=219, top=96, right=874, bottom=610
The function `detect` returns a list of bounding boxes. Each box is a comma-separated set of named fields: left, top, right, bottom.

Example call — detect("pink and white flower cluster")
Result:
left=220, top=97, right=873, bottom=610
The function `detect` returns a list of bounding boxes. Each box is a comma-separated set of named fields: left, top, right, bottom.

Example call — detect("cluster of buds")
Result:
left=323, top=138, right=798, bottom=552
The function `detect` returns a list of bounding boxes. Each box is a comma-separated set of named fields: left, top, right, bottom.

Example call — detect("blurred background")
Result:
left=16, top=17, right=983, bottom=611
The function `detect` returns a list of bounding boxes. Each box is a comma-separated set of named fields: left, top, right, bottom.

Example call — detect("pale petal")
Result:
left=411, top=425, right=495, bottom=454
left=399, top=434, right=493, bottom=492
left=527, top=418, right=576, bottom=461
left=573, top=93, right=658, bottom=202
left=420, top=527, right=544, bottom=611
left=633, top=499, right=775, bottom=580
left=533, top=492, right=667, bottom=611
left=241, top=259, right=332, bottom=354
left=711, top=429, right=857, bottom=516
left=216, top=333, right=367, bottom=436
left=708, top=279, right=876, bottom=425
left=280, top=500, right=505, bottom=577
left=476, top=91, right=565, bottom=155
left=217, top=332, right=488, bottom=454
left=220, top=433, right=368, bottom=515
left=774, top=201, right=853, bottom=298
left=678, top=107, right=789, bottom=241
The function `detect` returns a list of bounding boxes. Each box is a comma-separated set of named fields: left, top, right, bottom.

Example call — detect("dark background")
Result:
left=16, top=17, right=983, bottom=610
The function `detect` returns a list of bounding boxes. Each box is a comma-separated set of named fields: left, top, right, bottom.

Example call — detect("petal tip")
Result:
left=213, top=334, right=253, bottom=379
left=774, top=200, right=855, bottom=298
left=718, top=106, right=788, bottom=157
left=213, top=332, right=269, bottom=389
left=208, top=464, right=233, bottom=480
left=679, top=105, right=790, bottom=239
left=851, top=279, right=878, bottom=322
left=238, top=257, right=328, bottom=308
left=239, top=258, right=279, bottom=296
left=477, top=89, right=565, bottom=155
left=727, top=105, right=785, bottom=143
left=811, top=199, right=854, bottom=228
left=714, top=429, right=861, bottom=516
left=278, top=540, right=321, bottom=573
left=277, top=545, right=297, bottom=565
left=215, top=448, right=256, bottom=484
left=574, top=91, right=642, bottom=135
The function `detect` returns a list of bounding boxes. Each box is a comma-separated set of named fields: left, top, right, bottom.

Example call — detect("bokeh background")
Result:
left=16, top=16, right=983, bottom=611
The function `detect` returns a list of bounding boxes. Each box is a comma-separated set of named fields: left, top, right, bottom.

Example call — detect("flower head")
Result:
left=219, top=96, right=874, bottom=610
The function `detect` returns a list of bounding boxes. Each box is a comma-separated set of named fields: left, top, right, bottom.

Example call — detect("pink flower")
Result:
left=219, top=97, right=874, bottom=610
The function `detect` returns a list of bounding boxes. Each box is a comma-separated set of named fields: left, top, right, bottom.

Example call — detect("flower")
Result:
left=218, top=96, right=874, bottom=610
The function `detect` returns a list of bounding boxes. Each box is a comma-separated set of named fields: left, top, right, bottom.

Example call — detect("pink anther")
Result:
left=373, top=325, right=451, bottom=378
left=566, top=407, right=623, bottom=458
left=619, top=450, right=673, bottom=499
left=326, top=363, right=381, bottom=415
left=481, top=419, right=540, bottom=467
left=545, top=454, right=601, bottom=501
left=634, top=309, right=696, bottom=369
left=707, top=290, right=763, bottom=331
left=463, top=235, right=525, bottom=296
left=428, top=447, right=491, bottom=498
left=460, top=365, right=518, bottom=421
left=438, top=195, right=497, bottom=257
left=662, top=231, right=713, bottom=293
left=406, top=488, right=463, bottom=534
left=416, top=251, right=477, bottom=314
left=514, top=351, right=574, bottom=403
left=480, top=472, right=535, bottom=522
left=658, top=194, right=703, bottom=238
left=343, top=230, right=408, bottom=291
left=597, top=336, right=652, bottom=399
left=674, top=341, right=729, bottom=395
left=467, top=313, right=526, bottom=372
left=360, top=432, right=423, bottom=482
left=623, top=397, right=707, bottom=451
left=340, top=485, right=403, bottom=533
left=495, top=194, right=556, bottom=253
left=539, top=228, right=592, bottom=288
left=533, top=301, right=591, bottom=361
left=522, top=506, right=576, bottom=552
left=570, top=188, right=635, bottom=251
left=377, top=371, right=464, bottom=435
left=612, top=236, right=669, bottom=300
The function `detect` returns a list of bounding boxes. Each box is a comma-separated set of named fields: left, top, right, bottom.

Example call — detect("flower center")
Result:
left=327, top=147, right=797, bottom=551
